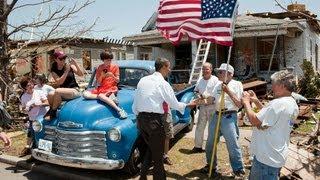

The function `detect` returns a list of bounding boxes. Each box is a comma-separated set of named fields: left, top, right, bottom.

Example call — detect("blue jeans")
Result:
left=205, top=112, right=244, bottom=173
left=249, top=156, right=280, bottom=180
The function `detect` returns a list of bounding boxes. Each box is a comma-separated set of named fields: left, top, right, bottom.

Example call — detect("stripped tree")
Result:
left=0, top=0, right=95, bottom=100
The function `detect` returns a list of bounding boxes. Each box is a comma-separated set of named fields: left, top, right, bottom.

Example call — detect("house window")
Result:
left=139, top=53, right=150, bottom=60
left=121, top=52, right=126, bottom=60
left=82, top=50, right=91, bottom=71
left=257, top=37, right=281, bottom=71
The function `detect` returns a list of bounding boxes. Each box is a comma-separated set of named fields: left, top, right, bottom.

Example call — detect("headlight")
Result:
left=108, top=128, right=121, bottom=142
left=32, top=121, right=43, bottom=132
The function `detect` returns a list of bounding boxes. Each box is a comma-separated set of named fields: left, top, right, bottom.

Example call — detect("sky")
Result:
left=8, top=0, right=320, bottom=40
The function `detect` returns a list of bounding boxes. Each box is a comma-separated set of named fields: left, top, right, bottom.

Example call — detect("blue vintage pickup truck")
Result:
left=31, top=60, right=195, bottom=174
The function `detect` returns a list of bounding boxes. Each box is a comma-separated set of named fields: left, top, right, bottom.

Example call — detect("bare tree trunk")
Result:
left=0, top=0, right=9, bottom=101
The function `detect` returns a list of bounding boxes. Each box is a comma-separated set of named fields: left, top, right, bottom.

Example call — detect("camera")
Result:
left=103, top=69, right=108, bottom=73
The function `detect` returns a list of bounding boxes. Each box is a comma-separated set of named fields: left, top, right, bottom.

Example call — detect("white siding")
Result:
left=151, top=44, right=175, bottom=66
left=285, top=20, right=320, bottom=75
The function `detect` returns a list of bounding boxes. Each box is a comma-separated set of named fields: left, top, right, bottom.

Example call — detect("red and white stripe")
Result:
left=156, top=0, right=235, bottom=46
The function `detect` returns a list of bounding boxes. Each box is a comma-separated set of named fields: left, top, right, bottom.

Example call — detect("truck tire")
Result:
left=183, top=109, right=195, bottom=133
left=124, top=138, right=146, bottom=175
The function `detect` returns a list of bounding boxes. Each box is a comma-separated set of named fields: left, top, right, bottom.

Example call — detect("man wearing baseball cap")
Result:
left=200, top=63, right=245, bottom=178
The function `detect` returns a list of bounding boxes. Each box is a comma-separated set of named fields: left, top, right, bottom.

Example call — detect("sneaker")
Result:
left=118, top=108, right=127, bottom=119
left=234, top=169, right=245, bottom=178
left=163, top=156, right=173, bottom=165
left=200, top=164, right=219, bottom=177
left=200, top=164, right=209, bottom=174
left=19, top=147, right=31, bottom=157
left=191, top=147, right=205, bottom=153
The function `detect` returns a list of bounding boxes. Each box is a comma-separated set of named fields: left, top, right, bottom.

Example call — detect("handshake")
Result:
left=192, top=93, right=215, bottom=106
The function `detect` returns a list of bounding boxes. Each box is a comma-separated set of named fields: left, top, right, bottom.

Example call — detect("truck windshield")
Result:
left=88, top=68, right=149, bottom=89
left=119, top=68, right=149, bottom=87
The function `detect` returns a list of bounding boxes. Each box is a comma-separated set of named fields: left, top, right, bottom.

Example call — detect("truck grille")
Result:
left=44, top=126, right=107, bottom=159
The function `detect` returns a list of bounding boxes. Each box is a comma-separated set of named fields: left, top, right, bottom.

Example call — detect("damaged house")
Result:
left=123, top=3, right=320, bottom=82
left=10, top=37, right=134, bottom=77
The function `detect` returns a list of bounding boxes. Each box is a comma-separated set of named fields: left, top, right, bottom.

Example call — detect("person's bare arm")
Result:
left=248, top=90, right=263, bottom=110
left=105, top=72, right=119, bottom=83
left=70, top=58, right=84, bottom=76
left=222, top=83, right=242, bottom=108
left=0, top=132, right=12, bottom=148
left=242, top=91, right=262, bottom=127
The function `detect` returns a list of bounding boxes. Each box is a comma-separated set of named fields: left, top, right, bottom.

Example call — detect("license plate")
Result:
left=38, top=139, right=52, bottom=152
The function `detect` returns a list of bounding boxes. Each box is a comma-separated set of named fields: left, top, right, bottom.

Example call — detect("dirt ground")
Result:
left=164, top=137, right=251, bottom=180
left=0, top=133, right=26, bottom=157
left=0, top=120, right=317, bottom=180
left=1, top=132, right=251, bottom=180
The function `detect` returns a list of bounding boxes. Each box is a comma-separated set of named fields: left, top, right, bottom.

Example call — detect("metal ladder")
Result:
left=188, top=39, right=211, bottom=84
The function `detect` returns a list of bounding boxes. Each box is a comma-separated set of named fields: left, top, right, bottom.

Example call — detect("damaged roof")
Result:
left=123, top=15, right=305, bottom=45
left=10, top=37, right=133, bottom=49
left=248, top=11, right=320, bottom=33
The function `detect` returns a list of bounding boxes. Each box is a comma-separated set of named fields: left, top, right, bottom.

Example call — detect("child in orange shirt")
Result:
left=83, top=52, right=127, bottom=119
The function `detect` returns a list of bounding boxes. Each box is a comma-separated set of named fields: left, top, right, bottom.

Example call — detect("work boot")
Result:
left=19, top=147, right=31, bottom=157
left=44, top=109, right=57, bottom=121
left=191, top=147, right=205, bottom=153
left=163, top=156, right=173, bottom=165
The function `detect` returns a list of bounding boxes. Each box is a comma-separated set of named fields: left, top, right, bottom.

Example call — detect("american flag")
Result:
left=156, top=0, right=238, bottom=46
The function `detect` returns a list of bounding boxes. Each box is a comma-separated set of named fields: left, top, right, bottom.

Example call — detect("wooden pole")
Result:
left=267, top=24, right=280, bottom=75
left=209, top=46, right=233, bottom=177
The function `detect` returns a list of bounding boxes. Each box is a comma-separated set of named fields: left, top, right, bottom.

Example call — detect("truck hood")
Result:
left=57, top=89, right=135, bottom=130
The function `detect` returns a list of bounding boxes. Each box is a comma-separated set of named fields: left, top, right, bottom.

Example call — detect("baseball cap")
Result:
left=215, top=63, right=234, bottom=74
left=53, top=50, right=67, bottom=59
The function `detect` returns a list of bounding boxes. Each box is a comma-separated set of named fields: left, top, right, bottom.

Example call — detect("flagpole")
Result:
left=208, top=1, right=238, bottom=177
left=208, top=45, right=233, bottom=178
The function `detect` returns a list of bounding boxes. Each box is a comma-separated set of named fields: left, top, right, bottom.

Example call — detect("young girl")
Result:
left=20, top=77, right=48, bottom=156
left=34, top=74, right=55, bottom=96
left=83, top=51, right=127, bottom=119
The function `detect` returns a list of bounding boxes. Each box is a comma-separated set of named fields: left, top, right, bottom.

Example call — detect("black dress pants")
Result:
left=137, top=112, right=166, bottom=180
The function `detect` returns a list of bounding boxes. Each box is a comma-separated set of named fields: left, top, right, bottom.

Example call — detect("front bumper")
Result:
left=32, top=149, right=125, bottom=170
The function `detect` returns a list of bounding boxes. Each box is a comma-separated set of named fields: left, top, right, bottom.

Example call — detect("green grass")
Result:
left=295, top=121, right=316, bottom=133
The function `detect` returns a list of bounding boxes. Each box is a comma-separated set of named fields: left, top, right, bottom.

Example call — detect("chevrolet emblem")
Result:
left=58, top=121, right=83, bottom=129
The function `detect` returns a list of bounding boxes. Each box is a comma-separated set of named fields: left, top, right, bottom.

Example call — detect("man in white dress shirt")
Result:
left=192, top=62, right=218, bottom=153
left=242, top=70, right=299, bottom=180
left=132, top=58, right=195, bottom=180
left=202, top=63, right=245, bottom=177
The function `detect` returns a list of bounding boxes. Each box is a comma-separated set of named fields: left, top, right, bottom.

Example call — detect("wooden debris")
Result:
left=281, top=144, right=320, bottom=180
left=242, top=79, right=267, bottom=97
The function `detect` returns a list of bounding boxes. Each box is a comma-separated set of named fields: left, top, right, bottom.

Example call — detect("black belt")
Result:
left=138, top=112, right=163, bottom=117
left=215, top=110, right=237, bottom=115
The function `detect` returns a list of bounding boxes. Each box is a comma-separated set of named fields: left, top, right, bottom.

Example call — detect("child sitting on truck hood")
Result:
left=83, top=51, right=127, bottom=119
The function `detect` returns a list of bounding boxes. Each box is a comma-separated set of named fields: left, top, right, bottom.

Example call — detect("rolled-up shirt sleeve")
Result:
left=160, top=82, right=187, bottom=114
